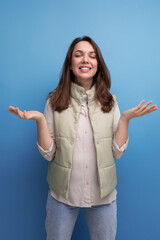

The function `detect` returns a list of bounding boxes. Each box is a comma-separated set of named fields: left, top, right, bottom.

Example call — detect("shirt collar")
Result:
left=71, top=82, right=96, bottom=103
left=81, top=95, right=88, bottom=106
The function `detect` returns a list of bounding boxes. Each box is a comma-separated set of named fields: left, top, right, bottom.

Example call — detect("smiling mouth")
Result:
left=79, top=67, right=91, bottom=72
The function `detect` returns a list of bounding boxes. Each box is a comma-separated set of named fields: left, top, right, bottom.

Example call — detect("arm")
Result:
left=36, top=115, right=53, bottom=150
left=112, top=102, right=129, bottom=159
left=37, top=99, right=56, bottom=160
left=115, top=100, right=158, bottom=148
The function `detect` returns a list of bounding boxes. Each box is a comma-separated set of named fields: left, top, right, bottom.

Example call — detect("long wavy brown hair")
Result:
left=49, top=36, right=114, bottom=112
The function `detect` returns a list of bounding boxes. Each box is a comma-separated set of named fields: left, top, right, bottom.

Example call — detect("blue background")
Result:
left=1, top=0, right=160, bottom=239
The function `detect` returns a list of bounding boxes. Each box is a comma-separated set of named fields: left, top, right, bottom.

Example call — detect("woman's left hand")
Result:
left=121, top=100, right=158, bottom=122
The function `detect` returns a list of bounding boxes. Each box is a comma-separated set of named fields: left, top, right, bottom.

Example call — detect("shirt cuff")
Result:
left=37, top=141, right=53, bottom=152
left=112, top=136, right=129, bottom=159
left=37, top=140, right=55, bottom=161
left=113, top=136, right=129, bottom=152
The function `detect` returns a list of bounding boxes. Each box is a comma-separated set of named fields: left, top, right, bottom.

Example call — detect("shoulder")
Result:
left=111, top=94, right=121, bottom=116
left=44, top=97, right=54, bottom=115
left=112, top=94, right=116, bottom=102
left=46, top=97, right=51, bottom=106
left=111, top=94, right=118, bottom=109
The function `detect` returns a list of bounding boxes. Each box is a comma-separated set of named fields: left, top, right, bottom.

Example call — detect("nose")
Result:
left=82, top=54, right=89, bottom=63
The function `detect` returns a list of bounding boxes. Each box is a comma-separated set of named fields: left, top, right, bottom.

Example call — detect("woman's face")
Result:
left=71, top=41, right=98, bottom=85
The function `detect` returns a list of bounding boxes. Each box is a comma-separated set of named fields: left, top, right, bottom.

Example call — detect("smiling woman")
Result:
left=8, top=36, right=158, bottom=240
left=70, top=41, right=98, bottom=88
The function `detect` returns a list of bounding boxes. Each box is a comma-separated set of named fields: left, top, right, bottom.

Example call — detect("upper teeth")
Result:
left=80, top=67, right=90, bottom=70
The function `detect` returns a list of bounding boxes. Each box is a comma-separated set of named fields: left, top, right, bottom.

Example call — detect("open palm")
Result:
left=121, top=100, right=158, bottom=121
left=8, top=106, right=44, bottom=121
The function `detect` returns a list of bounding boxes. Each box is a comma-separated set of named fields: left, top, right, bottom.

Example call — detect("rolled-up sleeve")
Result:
left=37, top=99, right=56, bottom=161
left=112, top=101, right=129, bottom=159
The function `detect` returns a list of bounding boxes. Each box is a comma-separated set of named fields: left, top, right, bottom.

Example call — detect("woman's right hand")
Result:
left=8, top=106, right=44, bottom=122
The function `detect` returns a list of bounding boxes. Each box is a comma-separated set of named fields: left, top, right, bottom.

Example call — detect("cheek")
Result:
left=93, top=61, right=98, bottom=72
left=92, top=59, right=98, bottom=67
left=71, top=59, right=79, bottom=70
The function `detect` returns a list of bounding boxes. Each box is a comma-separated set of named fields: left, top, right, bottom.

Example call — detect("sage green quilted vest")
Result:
left=47, top=82, right=117, bottom=199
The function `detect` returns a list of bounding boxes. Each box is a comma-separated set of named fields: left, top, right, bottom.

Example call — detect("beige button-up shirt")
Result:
left=38, top=95, right=128, bottom=207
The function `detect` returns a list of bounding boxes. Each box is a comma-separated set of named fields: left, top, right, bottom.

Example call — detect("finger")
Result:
left=8, top=106, right=17, bottom=112
left=146, top=105, right=158, bottom=112
left=16, top=107, right=24, bottom=119
left=8, top=106, right=16, bottom=110
left=136, top=100, right=145, bottom=110
left=8, top=106, right=19, bottom=115
left=7, top=110, right=19, bottom=116
left=139, top=100, right=145, bottom=106
left=140, top=105, right=158, bottom=115
left=137, top=101, right=153, bottom=112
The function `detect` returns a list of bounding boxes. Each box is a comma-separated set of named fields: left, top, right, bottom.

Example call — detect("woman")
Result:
left=8, top=36, right=158, bottom=240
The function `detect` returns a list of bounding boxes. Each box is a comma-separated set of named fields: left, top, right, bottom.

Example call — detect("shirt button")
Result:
left=85, top=130, right=87, bottom=134
left=86, top=181, right=89, bottom=185
left=86, top=165, right=88, bottom=168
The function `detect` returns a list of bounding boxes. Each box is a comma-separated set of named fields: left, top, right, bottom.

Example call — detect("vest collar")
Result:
left=71, top=82, right=96, bottom=103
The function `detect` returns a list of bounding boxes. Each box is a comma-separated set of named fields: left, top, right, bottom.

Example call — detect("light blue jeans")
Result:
left=45, top=190, right=117, bottom=240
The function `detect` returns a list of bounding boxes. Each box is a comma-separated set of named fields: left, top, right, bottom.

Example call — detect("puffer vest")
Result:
left=47, top=82, right=117, bottom=200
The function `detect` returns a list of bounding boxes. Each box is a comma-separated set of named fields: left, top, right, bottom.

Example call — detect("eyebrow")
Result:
left=74, top=50, right=96, bottom=54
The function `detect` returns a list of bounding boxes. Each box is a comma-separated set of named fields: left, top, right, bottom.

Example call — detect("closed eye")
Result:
left=75, top=55, right=82, bottom=57
left=90, top=55, right=96, bottom=58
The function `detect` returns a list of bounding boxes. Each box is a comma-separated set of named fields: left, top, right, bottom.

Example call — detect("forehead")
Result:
left=73, top=41, right=95, bottom=52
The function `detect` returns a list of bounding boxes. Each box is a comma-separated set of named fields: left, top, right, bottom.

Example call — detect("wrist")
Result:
left=36, top=113, right=45, bottom=123
left=120, top=113, right=130, bottom=124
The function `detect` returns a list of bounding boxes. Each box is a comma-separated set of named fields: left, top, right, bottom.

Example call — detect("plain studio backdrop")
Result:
left=0, top=0, right=160, bottom=239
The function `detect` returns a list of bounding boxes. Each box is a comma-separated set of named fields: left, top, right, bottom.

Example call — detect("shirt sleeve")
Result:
left=112, top=100, right=129, bottom=159
left=37, top=98, right=56, bottom=161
